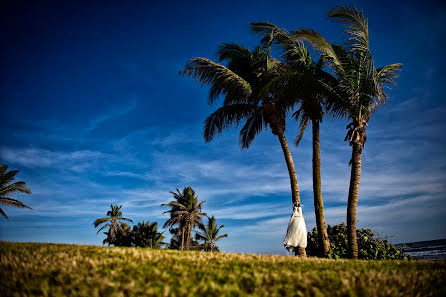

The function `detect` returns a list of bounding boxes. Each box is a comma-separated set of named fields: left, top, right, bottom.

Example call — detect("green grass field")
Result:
left=1, top=242, right=445, bottom=297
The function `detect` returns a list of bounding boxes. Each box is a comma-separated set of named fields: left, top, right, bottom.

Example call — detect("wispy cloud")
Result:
left=0, top=147, right=103, bottom=171
left=87, top=99, right=138, bottom=132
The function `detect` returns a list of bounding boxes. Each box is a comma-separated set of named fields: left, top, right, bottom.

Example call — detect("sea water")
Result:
left=397, top=239, right=446, bottom=260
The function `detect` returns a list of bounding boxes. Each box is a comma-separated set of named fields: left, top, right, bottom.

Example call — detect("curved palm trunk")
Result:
left=312, top=120, right=330, bottom=257
left=277, top=131, right=306, bottom=257
left=347, top=141, right=362, bottom=259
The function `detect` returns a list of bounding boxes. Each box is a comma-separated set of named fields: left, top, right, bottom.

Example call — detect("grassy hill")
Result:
left=1, top=242, right=445, bottom=297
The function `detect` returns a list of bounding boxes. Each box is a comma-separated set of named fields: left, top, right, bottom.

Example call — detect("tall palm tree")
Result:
left=195, top=215, right=228, bottom=252
left=94, top=204, right=133, bottom=246
left=162, top=187, right=207, bottom=250
left=182, top=43, right=307, bottom=256
left=294, top=6, right=402, bottom=258
left=0, top=163, right=32, bottom=219
left=251, top=22, right=346, bottom=256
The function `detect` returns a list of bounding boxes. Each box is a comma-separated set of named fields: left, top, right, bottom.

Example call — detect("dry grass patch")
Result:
left=1, top=242, right=445, bottom=297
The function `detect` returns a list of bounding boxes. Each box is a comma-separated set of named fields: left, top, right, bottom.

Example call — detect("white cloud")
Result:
left=0, top=147, right=103, bottom=170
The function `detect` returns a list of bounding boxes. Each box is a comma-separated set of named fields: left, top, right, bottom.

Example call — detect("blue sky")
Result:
left=1, top=0, right=445, bottom=254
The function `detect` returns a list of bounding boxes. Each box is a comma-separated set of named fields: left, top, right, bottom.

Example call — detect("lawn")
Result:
left=1, top=242, right=445, bottom=297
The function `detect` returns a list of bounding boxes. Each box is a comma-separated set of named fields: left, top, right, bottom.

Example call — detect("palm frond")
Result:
left=216, top=43, right=253, bottom=62
left=376, top=63, right=402, bottom=86
left=93, top=217, right=109, bottom=228
left=0, top=180, right=31, bottom=195
left=119, top=217, right=133, bottom=223
left=215, top=234, right=229, bottom=241
left=294, top=116, right=310, bottom=147
left=204, top=104, right=256, bottom=143
left=0, top=197, right=31, bottom=209
left=0, top=169, right=19, bottom=187
left=239, top=107, right=265, bottom=149
left=96, top=223, right=110, bottom=234
left=250, top=22, right=285, bottom=48
left=0, top=208, right=7, bottom=219
left=292, top=29, right=344, bottom=72
left=181, top=58, right=252, bottom=105
left=327, top=6, right=369, bottom=52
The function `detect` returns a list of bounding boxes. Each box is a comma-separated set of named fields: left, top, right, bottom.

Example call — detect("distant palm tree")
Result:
left=0, top=163, right=32, bottom=219
left=132, top=220, right=166, bottom=248
left=195, top=215, right=228, bottom=252
left=94, top=204, right=133, bottom=246
left=295, top=6, right=402, bottom=258
left=162, top=188, right=188, bottom=250
left=182, top=43, right=307, bottom=256
left=113, top=224, right=133, bottom=247
left=162, top=187, right=206, bottom=250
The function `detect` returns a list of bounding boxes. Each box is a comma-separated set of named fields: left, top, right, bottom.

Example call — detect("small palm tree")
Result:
left=162, top=187, right=206, bottom=250
left=196, top=216, right=228, bottom=252
left=0, top=163, right=32, bottom=219
left=113, top=224, right=133, bottom=247
left=94, top=204, right=133, bottom=246
left=132, top=220, right=166, bottom=248
left=162, top=187, right=189, bottom=250
left=295, top=6, right=402, bottom=258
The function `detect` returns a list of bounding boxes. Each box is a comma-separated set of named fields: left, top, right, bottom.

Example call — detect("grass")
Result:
left=1, top=242, right=445, bottom=297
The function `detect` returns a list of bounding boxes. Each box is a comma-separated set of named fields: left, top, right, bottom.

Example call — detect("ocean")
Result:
left=397, top=239, right=446, bottom=260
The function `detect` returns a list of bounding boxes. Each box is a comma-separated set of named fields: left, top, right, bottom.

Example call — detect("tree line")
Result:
left=181, top=5, right=401, bottom=258
left=93, top=186, right=228, bottom=252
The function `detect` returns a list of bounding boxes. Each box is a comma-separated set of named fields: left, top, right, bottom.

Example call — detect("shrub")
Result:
left=306, top=223, right=413, bottom=259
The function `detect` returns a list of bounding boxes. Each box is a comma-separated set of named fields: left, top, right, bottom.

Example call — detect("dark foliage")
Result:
left=113, top=220, right=166, bottom=248
left=306, top=223, right=413, bottom=259
left=168, top=227, right=205, bottom=250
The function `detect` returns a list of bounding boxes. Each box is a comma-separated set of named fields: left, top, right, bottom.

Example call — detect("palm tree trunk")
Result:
left=277, top=131, right=306, bottom=257
left=181, top=227, right=185, bottom=250
left=347, top=141, right=362, bottom=259
left=186, top=222, right=192, bottom=250
left=312, top=120, right=330, bottom=257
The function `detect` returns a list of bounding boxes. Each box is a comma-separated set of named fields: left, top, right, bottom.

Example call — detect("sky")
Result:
left=0, top=0, right=445, bottom=254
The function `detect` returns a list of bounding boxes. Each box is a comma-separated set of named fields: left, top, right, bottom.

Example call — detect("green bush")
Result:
left=306, top=223, right=413, bottom=259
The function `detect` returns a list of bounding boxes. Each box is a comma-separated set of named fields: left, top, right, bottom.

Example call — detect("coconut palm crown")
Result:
left=195, top=215, right=228, bottom=252
left=294, top=6, right=402, bottom=258
left=0, top=163, right=32, bottom=219
left=94, top=204, right=133, bottom=246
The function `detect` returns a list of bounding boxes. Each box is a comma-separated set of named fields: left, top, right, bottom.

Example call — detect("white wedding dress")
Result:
left=283, top=205, right=307, bottom=252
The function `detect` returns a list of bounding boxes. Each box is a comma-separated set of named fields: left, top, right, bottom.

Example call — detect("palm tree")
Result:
left=94, top=204, right=133, bottom=246
left=294, top=6, right=402, bottom=258
left=0, top=163, right=32, bottom=219
left=162, top=187, right=188, bottom=250
left=113, top=224, right=133, bottom=247
left=162, top=187, right=207, bottom=250
left=132, top=220, right=166, bottom=248
left=250, top=22, right=345, bottom=257
left=182, top=43, right=307, bottom=256
left=195, top=215, right=228, bottom=252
